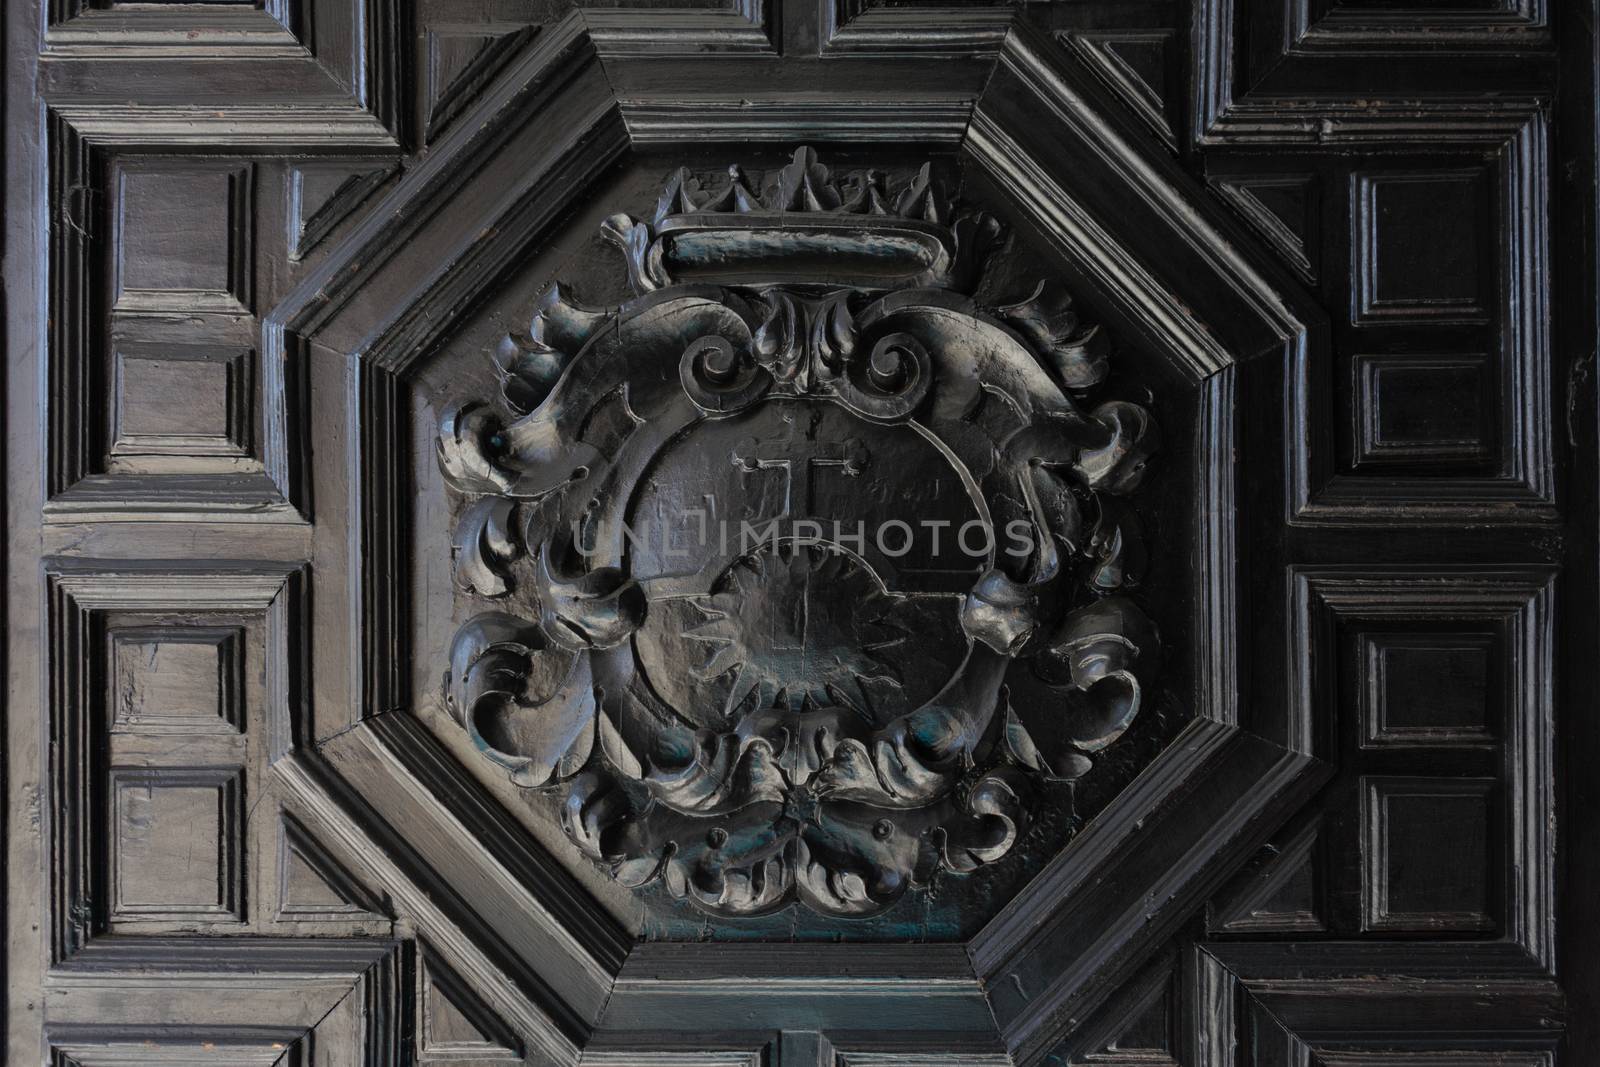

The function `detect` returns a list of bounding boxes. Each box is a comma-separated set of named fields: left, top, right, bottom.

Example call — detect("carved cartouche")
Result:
left=438, top=148, right=1161, bottom=918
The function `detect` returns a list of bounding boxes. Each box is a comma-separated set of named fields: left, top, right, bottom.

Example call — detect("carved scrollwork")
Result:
left=995, top=280, right=1112, bottom=389
left=435, top=148, right=1163, bottom=918
left=451, top=497, right=521, bottom=597
left=679, top=334, right=771, bottom=415
left=443, top=613, right=593, bottom=788
left=533, top=537, right=646, bottom=652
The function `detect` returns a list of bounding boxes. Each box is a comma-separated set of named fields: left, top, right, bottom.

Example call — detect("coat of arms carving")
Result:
left=436, top=148, right=1161, bottom=919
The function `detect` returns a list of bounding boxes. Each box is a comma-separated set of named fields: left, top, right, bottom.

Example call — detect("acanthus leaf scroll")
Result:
left=437, top=148, right=1162, bottom=919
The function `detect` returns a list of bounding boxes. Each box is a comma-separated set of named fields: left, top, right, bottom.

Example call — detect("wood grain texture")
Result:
left=4, top=0, right=1591, bottom=1063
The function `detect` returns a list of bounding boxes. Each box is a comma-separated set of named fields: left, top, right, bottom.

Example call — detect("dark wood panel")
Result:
left=3, top=0, right=1591, bottom=1063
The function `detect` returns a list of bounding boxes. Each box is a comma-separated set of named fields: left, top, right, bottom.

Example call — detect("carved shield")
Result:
left=439, top=148, right=1160, bottom=918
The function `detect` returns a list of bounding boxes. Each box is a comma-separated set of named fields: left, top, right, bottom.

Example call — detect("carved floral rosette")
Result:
left=436, top=148, right=1162, bottom=919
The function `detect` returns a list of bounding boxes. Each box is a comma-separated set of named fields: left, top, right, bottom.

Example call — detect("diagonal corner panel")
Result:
left=970, top=721, right=1329, bottom=1063
left=968, top=23, right=1318, bottom=380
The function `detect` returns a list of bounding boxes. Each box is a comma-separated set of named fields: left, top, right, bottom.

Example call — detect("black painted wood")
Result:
left=4, top=1, right=1592, bottom=1064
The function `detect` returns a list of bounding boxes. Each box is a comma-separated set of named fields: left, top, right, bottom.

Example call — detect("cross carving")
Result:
left=731, top=430, right=868, bottom=518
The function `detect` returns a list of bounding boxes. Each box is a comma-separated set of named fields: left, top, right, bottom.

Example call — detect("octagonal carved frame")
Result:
left=253, top=15, right=1334, bottom=1065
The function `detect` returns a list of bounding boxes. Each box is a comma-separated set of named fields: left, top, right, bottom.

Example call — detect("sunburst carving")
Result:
left=686, top=543, right=905, bottom=720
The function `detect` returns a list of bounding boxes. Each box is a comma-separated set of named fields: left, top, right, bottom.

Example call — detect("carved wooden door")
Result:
left=7, top=0, right=1594, bottom=1064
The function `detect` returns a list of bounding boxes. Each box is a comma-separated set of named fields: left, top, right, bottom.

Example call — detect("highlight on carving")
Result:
left=437, top=147, right=1162, bottom=918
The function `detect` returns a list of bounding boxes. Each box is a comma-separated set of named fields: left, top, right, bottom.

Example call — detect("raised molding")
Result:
left=108, top=626, right=243, bottom=734
left=584, top=4, right=776, bottom=55
left=424, top=23, right=546, bottom=143
left=1362, top=775, right=1499, bottom=933
left=581, top=1051, right=766, bottom=1067
left=287, top=162, right=399, bottom=263
left=109, top=344, right=255, bottom=470
left=416, top=939, right=525, bottom=1060
left=40, top=0, right=402, bottom=148
left=970, top=25, right=1310, bottom=381
left=599, top=944, right=996, bottom=1035
left=275, top=811, right=392, bottom=924
left=1207, top=818, right=1326, bottom=934
left=46, top=940, right=410, bottom=1063
left=1058, top=30, right=1178, bottom=152
left=819, top=4, right=1012, bottom=56
left=1351, top=169, right=1492, bottom=327
left=618, top=97, right=976, bottom=145
left=272, top=15, right=622, bottom=370
left=1288, top=118, right=1554, bottom=523
left=42, top=117, right=298, bottom=521
left=1195, top=942, right=1562, bottom=1061
left=1352, top=354, right=1495, bottom=468
left=1196, top=368, right=1239, bottom=728
left=110, top=160, right=253, bottom=315
left=43, top=560, right=308, bottom=961
left=972, top=721, right=1329, bottom=1063
left=1287, top=567, right=1557, bottom=969
left=1048, top=947, right=1181, bottom=1065
left=106, top=766, right=245, bottom=926
left=355, top=363, right=409, bottom=722
left=1190, top=0, right=1551, bottom=147
left=45, top=3, right=307, bottom=54
left=326, top=712, right=632, bottom=994
left=1293, top=0, right=1547, bottom=47
left=272, top=752, right=589, bottom=1064
left=1210, top=174, right=1318, bottom=283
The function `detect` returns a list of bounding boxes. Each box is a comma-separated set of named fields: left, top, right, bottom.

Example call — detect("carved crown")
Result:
left=602, top=146, right=998, bottom=292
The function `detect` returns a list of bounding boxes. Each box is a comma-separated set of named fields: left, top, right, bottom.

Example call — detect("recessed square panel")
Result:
left=1362, top=776, right=1496, bottom=932
left=1361, top=632, right=1495, bottom=747
left=112, top=161, right=253, bottom=313
left=1322, top=0, right=1531, bottom=13
left=1353, top=353, right=1493, bottom=467
left=109, top=767, right=244, bottom=923
left=110, top=626, right=242, bottom=733
left=1352, top=169, right=1490, bottom=325
left=110, top=343, right=253, bottom=465
left=1315, top=1053, right=1552, bottom=1067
